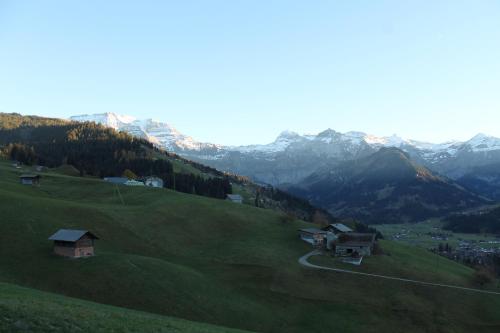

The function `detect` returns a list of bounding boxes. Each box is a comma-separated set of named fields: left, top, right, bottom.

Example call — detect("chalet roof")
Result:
left=19, top=174, right=40, bottom=179
left=337, top=233, right=376, bottom=247
left=336, top=241, right=373, bottom=248
left=145, top=176, right=162, bottom=180
left=48, top=229, right=99, bottom=242
left=329, top=223, right=353, bottom=233
left=226, top=194, right=243, bottom=200
left=299, top=228, right=327, bottom=235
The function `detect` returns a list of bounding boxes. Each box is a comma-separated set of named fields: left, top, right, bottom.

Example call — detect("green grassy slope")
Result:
left=311, top=240, right=476, bottom=286
left=0, top=281, right=253, bottom=333
left=1, top=160, right=500, bottom=333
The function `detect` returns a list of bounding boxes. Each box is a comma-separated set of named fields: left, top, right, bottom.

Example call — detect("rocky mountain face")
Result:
left=70, top=113, right=223, bottom=153
left=285, top=148, right=488, bottom=224
left=70, top=113, right=500, bottom=201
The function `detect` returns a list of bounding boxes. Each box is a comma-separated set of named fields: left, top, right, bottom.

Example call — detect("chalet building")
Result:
left=124, top=179, right=145, bottom=186
left=19, top=174, right=40, bottom=185
left=335, top=233, right=376, bottom=257
left=325, top=223, right=353, bottom=234
left=226, top=194, right=243, bottom=204
left=299, top=228, right=327, bottom=248
left=48, top=229, right=99, bottom=258
left=144, top=176, right=163, bottom=188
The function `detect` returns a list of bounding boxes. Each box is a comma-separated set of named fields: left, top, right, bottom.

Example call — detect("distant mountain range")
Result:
left=70, top=113, right=500, bottom=222
left=71, top=113, right=500, bottom=187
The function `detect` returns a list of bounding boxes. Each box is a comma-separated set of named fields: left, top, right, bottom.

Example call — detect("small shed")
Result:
left=48, top=229, right=99, bottom=258
left=145, top=176, right=163, bottom=188
left=19, top=174, right=41, bottom=185
left=226, top=194, right=243, bottom=204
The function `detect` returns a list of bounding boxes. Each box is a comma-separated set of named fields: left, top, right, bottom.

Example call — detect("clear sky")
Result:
left=0, top=1, right=499, bottom=145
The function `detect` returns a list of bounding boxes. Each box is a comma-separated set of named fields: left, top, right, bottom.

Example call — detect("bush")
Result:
left=122, top=169, right=137, bottom=180
left=472, top=268, right=494, bottom=287
left=280, top=213, right=296, bottom=224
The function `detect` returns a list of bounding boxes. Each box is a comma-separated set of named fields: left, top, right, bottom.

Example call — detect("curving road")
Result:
left=298, top=250, right=500, bottom=296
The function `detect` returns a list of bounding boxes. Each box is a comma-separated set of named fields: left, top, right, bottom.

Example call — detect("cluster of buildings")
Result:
left=103, top=176, right=164, bottom=188
left=19, top=174, right=166, bottom=188
left=437, top=241, right=500, bottom=266
left=299, top=223, right=376, bottom=265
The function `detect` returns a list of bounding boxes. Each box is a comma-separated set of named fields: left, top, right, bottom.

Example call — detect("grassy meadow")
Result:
left=0, top=281, right=253, bottom=333
left=1, top=159, right=500, bottom=333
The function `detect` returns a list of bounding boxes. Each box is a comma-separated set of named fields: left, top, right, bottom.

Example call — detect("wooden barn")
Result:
left=48, top=229, right=99, bottom=258
left=335, top=233, right=376, bottom=257
left=19, top=174, right=40, bottom=185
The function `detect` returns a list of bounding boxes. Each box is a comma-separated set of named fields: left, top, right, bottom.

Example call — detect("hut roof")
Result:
left=299, top=228, right=327, bottom=235
left=48, top=229, right=99, bottom=242
left=329, top=223, right=353, bottom=233
left=337, top=233, right=375, bottom=247
left=19, top=174, right=40, bottom=179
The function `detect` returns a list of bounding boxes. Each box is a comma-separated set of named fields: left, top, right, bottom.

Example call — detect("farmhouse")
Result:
left=299, top=228, right=327, bottom=247
left=226, top=194, right=243, bottom=204
left=144, top=176, right=163, bottom=188
left=335, top=233, right=376, bottom=257
left=19, top=174, right=40, bottom=185
left=48, top=229, right=99, bottom=258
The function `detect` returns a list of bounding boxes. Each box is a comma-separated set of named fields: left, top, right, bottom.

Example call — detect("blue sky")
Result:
left=1, top=1, right=499, bottom=145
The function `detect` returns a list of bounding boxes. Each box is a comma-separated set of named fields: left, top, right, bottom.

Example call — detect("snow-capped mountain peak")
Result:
left=277, top=130, right=301, bottom=139
left=70, top=113, right=221, bottom=152
left=70, top=112, right=136, bottom=129
left=465, top=133, right=500, bottom=152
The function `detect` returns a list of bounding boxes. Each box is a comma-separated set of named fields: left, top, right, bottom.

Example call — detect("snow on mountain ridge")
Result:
left=70, top=113, right=500, bottom=157
left=466, top=133, right=500, bottom=152
left=70, top=112, right=222, bottom=152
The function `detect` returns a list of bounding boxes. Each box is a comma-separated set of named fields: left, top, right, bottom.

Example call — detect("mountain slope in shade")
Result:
left=456, top=163, right=500, bottom=200
left=286, top=148, right=488, bottom=224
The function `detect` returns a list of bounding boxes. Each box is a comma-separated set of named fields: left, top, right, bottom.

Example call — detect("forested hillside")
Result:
left=287, top=148, right=487, bottom=224
left=445, top=207, right=500, bottom=234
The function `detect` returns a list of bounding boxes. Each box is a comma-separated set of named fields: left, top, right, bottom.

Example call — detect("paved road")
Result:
left=298, top=250, right=500, bottom=296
